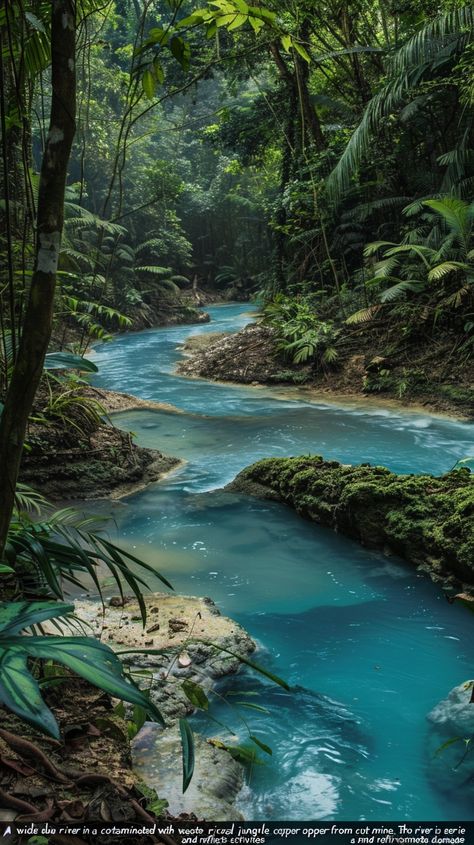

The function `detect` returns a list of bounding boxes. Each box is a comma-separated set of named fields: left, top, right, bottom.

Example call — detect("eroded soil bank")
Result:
left=229, top=456, right=474, bottom=594
left=19, top=388, right=181, bottom=501
left=178, top=323, right=474, bottom=419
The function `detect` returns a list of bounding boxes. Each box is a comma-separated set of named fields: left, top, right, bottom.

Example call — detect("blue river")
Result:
left=90, top=303, right=474, bottom=822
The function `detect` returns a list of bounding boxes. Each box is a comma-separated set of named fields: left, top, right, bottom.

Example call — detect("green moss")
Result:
left=231, top=458, right=474, bottom=587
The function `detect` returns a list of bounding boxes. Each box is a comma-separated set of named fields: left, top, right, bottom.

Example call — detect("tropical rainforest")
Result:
left=0, top=0, right=473, bottom=834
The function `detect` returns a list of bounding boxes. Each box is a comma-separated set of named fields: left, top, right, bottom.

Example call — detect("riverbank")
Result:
left=19, top=387, right=182, bottom=501
left=229, top=456, right=474, bottom=594
left=1, top=594, right=256, bottom=826
left=177, top=323, right=474, bottom=420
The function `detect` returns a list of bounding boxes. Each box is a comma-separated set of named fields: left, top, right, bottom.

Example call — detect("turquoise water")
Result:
left=90, top=303, right=474, bottom=821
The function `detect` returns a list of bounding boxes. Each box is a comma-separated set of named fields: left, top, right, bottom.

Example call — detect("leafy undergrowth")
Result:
left=230, top=458, right=474, bottom=590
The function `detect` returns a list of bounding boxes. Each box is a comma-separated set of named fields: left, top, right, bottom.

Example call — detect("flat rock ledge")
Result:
left=72, top=593, right=256, bottom=819
left=229, top=456, right=474, bottom=593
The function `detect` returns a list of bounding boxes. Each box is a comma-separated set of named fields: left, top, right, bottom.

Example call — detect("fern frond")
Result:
left=427, top=261, right=471, bottom=281
left=135, top=266, right=172, bottom=276
left=379, top=280, right=425, bottom=302
left=346, top=304, right=382, bottom=324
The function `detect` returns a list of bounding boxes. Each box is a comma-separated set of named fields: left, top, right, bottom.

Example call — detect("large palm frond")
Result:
left=327, top=6, right=474, bottom=200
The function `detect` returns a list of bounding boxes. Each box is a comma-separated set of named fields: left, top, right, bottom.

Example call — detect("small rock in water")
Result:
left=178, top=651, right=192, bottom=668
left=428, top=679, right=474, bottom=733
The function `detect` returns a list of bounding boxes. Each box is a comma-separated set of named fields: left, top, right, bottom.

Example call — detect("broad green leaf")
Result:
left=142, top=68, right=155, bottom=99
left=206, top=21, right=218, bottom=38
left=248, top=16, right=264, bottom=34
left=228, top=13, right=247, bottom=30
left=182, top=679, right=209, bottom=710
left=233, top=0, right=249, bottom=12
left=0, top=646, right=60, bottom=738
left=179, top=717, right=195, bottom=792
left=0, top=601, right=74, bottom=636
left=281, top=34, right=292, bottom=52
left=43, top=352, right=98, bottom=373
left=16, top=635, right=165, bottom=726
left=293, top=41, right=311, bottom=63
left=250, top=6, right=276, bottom=22
left=148, top=27, right=169, bottom=45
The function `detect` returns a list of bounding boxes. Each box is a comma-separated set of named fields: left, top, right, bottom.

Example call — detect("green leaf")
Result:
left=153, top=58, right=165, bottom=84
left=142, top=68, right=156, bottom=99
left=248, top=16, right=264, bottom=34
left=228, top=13, right=247, bottom=30
left=16, top=635, right=165, bottom=726
left=201, top=642, right=290, bottom=690
left=226, top=744, right=262, bottom=765
left=234, top=701, right=270, bottom=713
left=281, top=34, right=292, bottom=52
left=293, top=41, right=311, bottom=63
left=43, top=352, right=98, bottom=373
left=182, top=679, right=209, bottom=710
left=148, top=27, right=170, bottom=46
left=24, top=11, right=46, bottom=32
left=206, top=21, right=218, bottom=38
left=0, top=646, right=60, bottom=738
left=434, top=736, right=463, bottom=756
left=251, top=6, right=276, bottom=22
left=0, top=564, right=14, bottom=574
left=250, top=735, right=272, bottom=755
left=0, top=601, right=74, bottom=636
left=179, top=717, right=195, bottom=793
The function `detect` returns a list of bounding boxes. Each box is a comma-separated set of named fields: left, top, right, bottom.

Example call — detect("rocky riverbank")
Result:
left=71, top=593, right=257, bottom=819
left=177, top=323, right=474, bottom=419
left=73, top=593, right=256, bottom=724
left=1, top=594, right=256, bottom=826
left=229, top=456, right=474, bottom=593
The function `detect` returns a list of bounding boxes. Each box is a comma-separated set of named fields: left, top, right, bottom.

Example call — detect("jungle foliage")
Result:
left=0, top=0, right=473, bottom=804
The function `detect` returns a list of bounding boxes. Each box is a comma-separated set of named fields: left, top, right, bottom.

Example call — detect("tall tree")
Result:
left=0, top=0, right=76, bottom=555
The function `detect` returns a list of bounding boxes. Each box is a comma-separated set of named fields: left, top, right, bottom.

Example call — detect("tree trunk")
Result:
left=0, top=0, right=76, bottom=557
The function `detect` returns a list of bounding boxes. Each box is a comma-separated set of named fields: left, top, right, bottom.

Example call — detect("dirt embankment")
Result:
left=230, top=456, right=474, bottom=594
left=177, top=323, right=474, bottom=419
left=19, top=388, right=181, bottom=501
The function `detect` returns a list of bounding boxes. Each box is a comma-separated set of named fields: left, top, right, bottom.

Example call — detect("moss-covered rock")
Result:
left=229, top=457, right=474, bottom=590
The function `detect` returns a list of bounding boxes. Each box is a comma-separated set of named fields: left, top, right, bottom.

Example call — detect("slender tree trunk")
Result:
left=0, top=0, right=76, bottom=557
left=274, top=84, right=297, bottom=292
